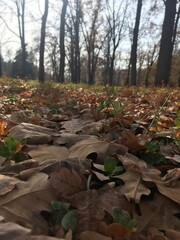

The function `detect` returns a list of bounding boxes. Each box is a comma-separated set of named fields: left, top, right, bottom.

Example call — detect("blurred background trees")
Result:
left=0, top=0, right=179, bottom=86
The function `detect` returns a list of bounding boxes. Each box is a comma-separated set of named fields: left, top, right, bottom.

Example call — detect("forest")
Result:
left=0, top=0, right=179, bottom=86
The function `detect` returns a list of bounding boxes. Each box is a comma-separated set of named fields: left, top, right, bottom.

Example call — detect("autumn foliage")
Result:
left=0, top=79, right=179, bottom=240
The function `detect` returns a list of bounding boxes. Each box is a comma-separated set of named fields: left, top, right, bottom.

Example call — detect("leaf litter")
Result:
left=0, top=79, right=179, bottom=239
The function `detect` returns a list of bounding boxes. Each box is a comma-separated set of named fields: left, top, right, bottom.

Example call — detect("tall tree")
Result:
left=155, top=0, right=177, bottom=86
left=82, top=0, right=103, bottom=85
left=67, top=0, right=81, bottom=83
left=13, top=0, right=27, bottom=78
left=39, top=0, right=49, bottom=83
left=130, top=0, right=143, bottom=86
left=59, top=0, right=68, bottom=83
left=105, top=0, right=128, bottom=86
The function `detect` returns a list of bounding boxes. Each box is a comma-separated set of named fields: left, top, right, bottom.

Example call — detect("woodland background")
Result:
left=0, top=0, right=179, bottom=86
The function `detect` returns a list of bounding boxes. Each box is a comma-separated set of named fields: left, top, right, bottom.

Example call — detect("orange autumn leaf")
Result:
left=0, top=119, right=8, bottom=136
left=106, top=223, right=133, bottom=240
left=157, top=122, right=168, bottom=128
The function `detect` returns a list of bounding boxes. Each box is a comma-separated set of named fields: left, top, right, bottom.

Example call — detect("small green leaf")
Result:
left=61, top=210, right=77, bottom=232
left=0, top=146, right=10, bottom=158
left=145, top=141, right=160, bottom=153
left=176, top=110, right=180, bottom=118
left=112, top=207, right=137, bottom=231
left=51, top=201, right=70, bottom=212
left=174, top=119, right=180, bottom=127
left=127, top=218, right=138, bottom=232
left=104, top=157, right=117, bottom=175
left=4, top=136, right=19, bottom=152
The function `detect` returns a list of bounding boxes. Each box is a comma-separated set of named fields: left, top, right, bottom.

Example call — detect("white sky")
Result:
left=0, top=0, right=165, bottom=65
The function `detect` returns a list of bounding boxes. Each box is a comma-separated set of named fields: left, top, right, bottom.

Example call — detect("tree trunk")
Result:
left=0, top=54, right=2, bottom=77
left=155, top=0, right=177, bottom=86
left=59, top=0, right=68, bottom=83
left=130, top=0, right=143, bottom=86
left=74, top=0, right=81, bottom=84
left=38, top=0, right=49, bottom=83
left=16, top=0, right=26, bottom=78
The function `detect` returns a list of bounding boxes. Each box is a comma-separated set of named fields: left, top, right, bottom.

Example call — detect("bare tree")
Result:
left=82, top=0, right=103, bottom=85
left=58, top=0, right=68, bottom=83
left=129, top=0, right=143, bottom=86
left=39, top=0, right=49, bottom=83
left=155, top=0, right=178, bottom=86
left=66, top=0, right=81, bottom=83
left=104, top=0, right=128, bottom=86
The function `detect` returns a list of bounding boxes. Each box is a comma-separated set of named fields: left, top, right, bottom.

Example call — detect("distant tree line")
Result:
left=0, top=0, right=179, bottom=86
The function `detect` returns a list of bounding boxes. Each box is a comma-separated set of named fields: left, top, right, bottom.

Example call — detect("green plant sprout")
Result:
left=112, top=207, right=137, bottom=232
left=174, top=110, right=180, bottom=127
left=0, top=136, right=27, bottom=165
left=104, top=157, right=124, bottom=177
left=50, top=200, right=77, bottom=232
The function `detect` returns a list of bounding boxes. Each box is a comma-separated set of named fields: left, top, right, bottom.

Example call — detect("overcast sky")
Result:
left=0, top=0, right=165, bottom=64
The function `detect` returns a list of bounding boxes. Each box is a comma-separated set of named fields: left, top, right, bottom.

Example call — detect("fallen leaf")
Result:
left=165, top=229, right=180, bottom=240
left=50, top=163, right=86, bottom=197
left=134, top=193, right=180, bottom=235
left=28, top=145, right=69, bottom=166
left=0, top=172, right=56, bottom=234
left=80, top=231, right=112, bottom=240
left=106, top=223, right=132, bottom=240
left=0, top=174, right=19, bottom=196
left=118, top=170, right=150, bottom=203
left=0, top=222, right=31, bottom=240
left=69, top=136, right=127, bottom=161
left=0, top=119, right=7, bottom=136
left=9, top=123, right=54, bottom=144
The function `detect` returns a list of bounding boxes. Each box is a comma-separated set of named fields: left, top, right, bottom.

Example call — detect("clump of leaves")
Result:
left=112, top=207, right=137, bottom=232
left=0, top=136, right=27, bottom=165
left=104, top=157, right=124, bottom=177
left=49, top=201, right=77, bottom=233
left=140, top=140, right=166, bottom=166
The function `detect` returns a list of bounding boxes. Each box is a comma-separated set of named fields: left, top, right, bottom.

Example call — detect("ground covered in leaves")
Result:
left=0, top=78, right=179, bottom=240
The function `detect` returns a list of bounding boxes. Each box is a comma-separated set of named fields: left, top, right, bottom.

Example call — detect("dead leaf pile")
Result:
left=0, top=79, right=179, bottom=240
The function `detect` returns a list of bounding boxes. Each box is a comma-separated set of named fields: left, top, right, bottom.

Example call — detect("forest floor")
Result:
left=0, top=78, right=179, bottom=240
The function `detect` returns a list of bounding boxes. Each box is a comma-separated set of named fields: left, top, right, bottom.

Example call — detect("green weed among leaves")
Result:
left=110, top=101, right=128, bottom=115
left=141, top=140, right=166, bottom=166
left=112, top=207, right=137, bottom=232
left=104, top=157, right=124, bottom=177
left=0, top=136, right=27, bottom=165
left=50, top=201, right=77, bottom=232
left=174, top=110, right=180, bottom=127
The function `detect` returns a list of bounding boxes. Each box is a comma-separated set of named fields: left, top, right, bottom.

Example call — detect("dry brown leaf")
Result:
left=135, top=193, right=180, bottom=235
left=165, top=229, right=180, bottom=240
left=80, top=231, right=112, bottom=240
left=0, top=159, right=39, bottom=175
left=141, top=169, right=180, bottom=204
left=69, top=136, right=127, bottom=161
left=28, top=145, right=69, bottom=166
left=118, top=153, right=147, bottom=171
left=9, top=123, right=53, bottom=144
left=50, top=165, right=86, bottom=197
left=147, top=227, right=168, bottom=240
left=0, top=174, right=20, bottom=196
left=0, top=222, right=31, bottom=240
left=31, top=236, right=64, bottom=240
left=0, top=172, right=56, bottom=234
left=54, top=133, right=91, bottom=148
left=118, top=170, right=150, bottom=203
left=162, top=168, right=180, bottom=186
